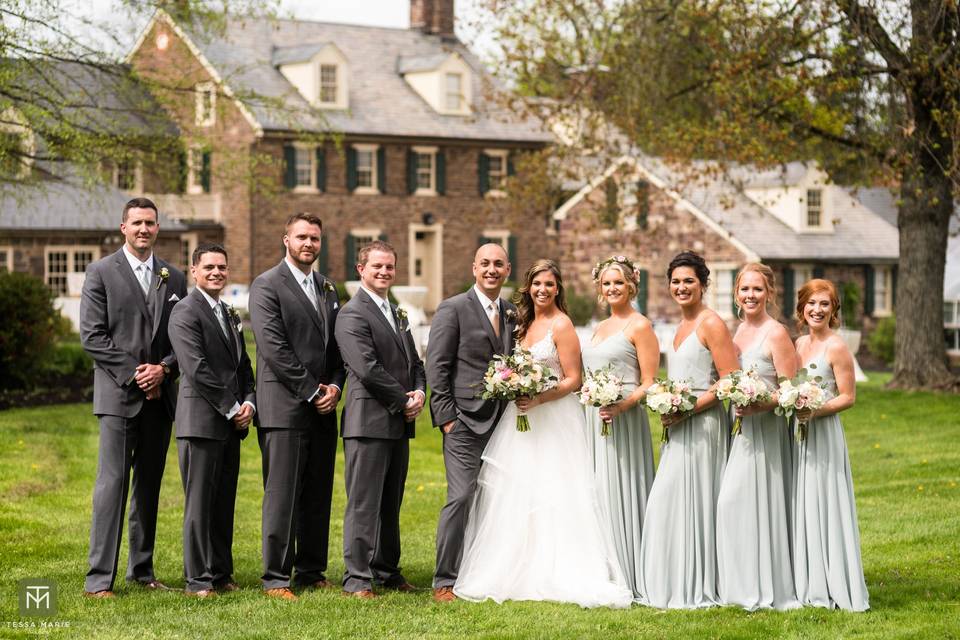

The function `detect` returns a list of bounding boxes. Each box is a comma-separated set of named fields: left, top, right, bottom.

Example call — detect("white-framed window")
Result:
left=806, top=189, right=823, bottom=227
left=350, top=228, right=382, bottom=268
left=293, top=143, right=318, bottom=192
left=0, top=245, right=12, bottom=272
left=195, top=82, right=216, bottom=127
left=706, top=262, right=736, bottom=319
left=874, top=265, right=893, bottom=316
left=113, top=158, right=142, bottom=192
left=179, top=232, right=199, bottom=275
left=186, top=147, right=209, bottom=194
left=413, top=145, right=436, bottom=195
left=445, top=73, right=463, bottom=111
left=45, top=246, right=99, bottom=296
left=484, top=149, right=509, bottom=195
left=319, top=64, right=338, bottom=105
left=353, top=144, right=378, bottom=193
left=945, top=300, right=960, bottom=353
left=793, top=264, right=814, bottom=286
left=481, top=229, right=510, bottom=250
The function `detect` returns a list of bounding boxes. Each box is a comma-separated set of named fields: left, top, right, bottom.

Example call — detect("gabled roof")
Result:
left=397, top=53, right=452, bottom=74
left=144, top=13, right=550, bottom=143
left=271, top=42, right=334, bottom=67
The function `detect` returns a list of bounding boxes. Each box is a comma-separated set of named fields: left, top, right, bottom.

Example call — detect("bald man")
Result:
left=427, top=244, right=517, bottom=602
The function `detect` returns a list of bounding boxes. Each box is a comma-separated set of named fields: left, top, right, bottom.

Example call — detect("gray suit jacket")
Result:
left=168, top=288, right=255, bottom=441
left=335, top=289, right=426, bottom=440
left=80, top=248, right=187, bottom=419
left=249, top=261, right=346, bottom=429
left=426, top=290, right=516, bottom=434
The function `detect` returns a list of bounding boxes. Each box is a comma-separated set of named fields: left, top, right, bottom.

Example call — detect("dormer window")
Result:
left=399, top=52, right=472, bottom=115
left=319, top=64, right=338, bottom=104
left=806, top=189, right=822, bottom=227
left=274, top=43, right=349, bottom=110
left=195, top=82, right=216, bottom=127
left=445, top=73, right=463, bottom=111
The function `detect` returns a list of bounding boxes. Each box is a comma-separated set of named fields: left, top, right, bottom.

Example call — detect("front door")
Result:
left=409, top=224, right=443, bottom=312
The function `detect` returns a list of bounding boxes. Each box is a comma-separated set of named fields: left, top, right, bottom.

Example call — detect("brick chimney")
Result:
left=410, top=0, right=455, bottom=38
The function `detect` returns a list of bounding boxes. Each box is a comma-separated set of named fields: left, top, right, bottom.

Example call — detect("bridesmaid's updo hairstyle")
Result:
left=796, top=278, right=841, bottom=331
left=515, top=259, right=568, bottom=341
left=667, top=251, right=710, bottom=290
left=734, top=262, right=781, bottom=318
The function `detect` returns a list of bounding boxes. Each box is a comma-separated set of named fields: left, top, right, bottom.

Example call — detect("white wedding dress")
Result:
left=453, top=328, right=633, bottom=608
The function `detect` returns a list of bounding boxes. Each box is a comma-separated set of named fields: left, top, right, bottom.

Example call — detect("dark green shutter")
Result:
left=283, top=144, right=296, bottom=189
left=318, top=238, right=329, bottom=274
left=507, top=235, right=518, bottom=269
left=378, top=233, right=388, bottom=242
left=864, top=265, right=876, bottom=316
left=344, top=234, right=356, bottom=280
left=731, top=269, right=739, bottom=317
left=637, top=180, right=650, bottom=229
left=637, top=269, right=649, bottom=315
left=477, top=235, right=490, bottom=247
left=177, top=148, right=188, bottom=193
left=200, top=150, right=212, bottom=193
left=436, top=150, right=446, bottom=195
left=315, top=147, right=326, bottom=192
left=478, top=152, right=489, bottom=195
left=406, top=149, right=417, bottom=194
left=376, top=147, right=386, bottom=194
left=782, top=267, right=795, bottom=317
left=813, top=265, right=824, bottom=279
left=507, top=153, right=516, bottom=176
left=346, top=147, right=358, bottom=191
left=891, top=264, right=898, bottom=308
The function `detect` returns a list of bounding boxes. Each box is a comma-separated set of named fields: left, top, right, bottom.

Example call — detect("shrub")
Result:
left=565, top=290, right=597, bottom=327
left=867, top=315, right=896, bottom=365
left=840, top=281, right=862, bottom=328
left=0, top=272, right=63, bottom=389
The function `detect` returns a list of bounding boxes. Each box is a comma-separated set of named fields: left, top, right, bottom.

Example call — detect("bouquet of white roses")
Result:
left=480, top=344, right=558, bottom=431
left=578, top=365, right=624, bottom=437
left=645, top=378, right=696, bottom=442
left=716, top=367, right=773, bottom=436
left=774, top=365, right=828, bottom=442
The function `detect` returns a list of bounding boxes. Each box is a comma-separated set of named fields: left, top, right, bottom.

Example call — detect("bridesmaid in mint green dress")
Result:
left=582, top=257, right=660, bottom=599
left=716, top=263, right=800, bottom=610
left=792, top=279, right=869, bottom=612
left=637, top=252, right=739, bottom=609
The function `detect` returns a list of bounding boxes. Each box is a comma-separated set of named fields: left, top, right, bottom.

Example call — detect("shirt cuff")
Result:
left=225, top=401, right=241, bottom=419
left=242, top=400, right=256, bottom=416
left=328, top=384, right=341, bottom=394
left=413, top=389, right=426, bottom=402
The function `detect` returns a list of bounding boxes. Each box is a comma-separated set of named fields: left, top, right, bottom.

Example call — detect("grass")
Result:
left=0, top=372, right=958, bottom=638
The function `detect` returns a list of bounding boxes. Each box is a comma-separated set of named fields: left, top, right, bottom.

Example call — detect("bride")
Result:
left=453, top=259, right=633, bottom=608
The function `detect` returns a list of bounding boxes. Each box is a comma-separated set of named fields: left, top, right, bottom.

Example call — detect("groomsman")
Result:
left=80, top=197, right=187, bottom=597
left=168, top=243, right=255, bottom=598
left=335, top=241, right=426, bottom=599
left=249, top=213, right=345, bottom=601
left=428, top=243, right=515, bottom=602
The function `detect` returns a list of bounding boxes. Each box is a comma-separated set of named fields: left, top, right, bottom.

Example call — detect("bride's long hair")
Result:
left=515, top=259, right=568, bottom=342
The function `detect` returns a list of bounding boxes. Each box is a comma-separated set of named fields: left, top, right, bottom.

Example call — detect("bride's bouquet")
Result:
left=715, top=368, right=773, bottom=436
left=645, top=378, right=696, bottom=442
left=774, top=365, right=828, bottom=442
left=480, top=344, right=558, bottom=432
left=577, top=365, right=624, bottom=437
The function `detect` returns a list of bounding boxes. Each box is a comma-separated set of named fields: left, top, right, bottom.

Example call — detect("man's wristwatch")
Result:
left=159, top=361, right=171, bottom=377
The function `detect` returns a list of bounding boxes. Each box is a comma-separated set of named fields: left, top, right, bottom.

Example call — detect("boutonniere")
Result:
left=396, top=306, right=409, bottom=331
left=157, top=267, right=169, bottom=289
left=504, top=308, right=517, bottom=323
left=228, top=305, right=243, bottom=332
left=322, top=280, right=336, bottom=294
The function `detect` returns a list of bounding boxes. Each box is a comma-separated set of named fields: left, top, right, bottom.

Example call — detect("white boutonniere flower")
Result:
left=504, top=309, right=517, bottom=323
left=228, top=305, right=243, bottom=332
left=396, top=306, right=409, bottom=331
left=323, top=280, right=336, bottom=294
left=157, top=267, right=170, bottom=289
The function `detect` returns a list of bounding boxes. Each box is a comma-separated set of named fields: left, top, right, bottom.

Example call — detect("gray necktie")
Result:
left=381, top=301, right=397, bottom=333
left=303, top=275, right=319, bottom=311
left=213, top=303, right=230, bottom=340
left=136, top=264, right=151, bottom=297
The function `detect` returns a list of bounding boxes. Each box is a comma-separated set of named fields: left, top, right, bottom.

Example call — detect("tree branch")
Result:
left=835, top=0, right=910, bottom=73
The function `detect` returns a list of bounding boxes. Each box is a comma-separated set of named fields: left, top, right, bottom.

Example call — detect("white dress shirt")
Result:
left=359, top=284, right=424, bottom=404
left=198, top=287, right=255, bottom=420
left=123, top=245, right=154, bottom=295
left=473, top=284, right=501, bottom=329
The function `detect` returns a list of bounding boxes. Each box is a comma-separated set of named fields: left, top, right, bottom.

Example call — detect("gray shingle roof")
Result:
left=186, top=17, right=551, bottom=142
left=271, top=43, right=332, bottom=67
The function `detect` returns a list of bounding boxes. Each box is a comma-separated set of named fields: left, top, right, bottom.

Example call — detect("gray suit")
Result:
left=80, top=248, right=187, bottom=592
left=168, top=288, right=255, bottom=592
left=335, top=288, right=426, bottom=592
left=249, top=261, right=345, bottom=589
left=427, top=289, right=516, bottom=588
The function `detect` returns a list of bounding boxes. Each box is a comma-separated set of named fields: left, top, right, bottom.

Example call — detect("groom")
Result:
left=428, top=243, right=516, bottom=602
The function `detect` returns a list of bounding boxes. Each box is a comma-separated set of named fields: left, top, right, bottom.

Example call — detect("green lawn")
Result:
left=0, top=373, right=958, bottom=638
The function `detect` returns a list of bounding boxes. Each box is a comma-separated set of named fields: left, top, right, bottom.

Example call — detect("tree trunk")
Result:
left=890, top=104, right=957, bottom=389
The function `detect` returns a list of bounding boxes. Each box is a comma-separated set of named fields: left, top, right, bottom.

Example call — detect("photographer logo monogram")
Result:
left=19, top=579, right=57, bottom=616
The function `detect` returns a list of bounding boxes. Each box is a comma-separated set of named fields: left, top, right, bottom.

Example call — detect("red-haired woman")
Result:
left=792, top=279, right=869, bottom=611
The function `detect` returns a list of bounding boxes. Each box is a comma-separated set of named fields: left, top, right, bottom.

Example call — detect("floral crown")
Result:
left=591, top=255, right=641, bottom=283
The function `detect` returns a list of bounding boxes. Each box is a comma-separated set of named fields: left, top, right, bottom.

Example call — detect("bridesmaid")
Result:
left=637, top=251, right=738, bottom=609
left=582, top=256, right=660, bottom=600
left=716, top=263, right=800, bottom=610
left=792, top=279, right=869, bottom=611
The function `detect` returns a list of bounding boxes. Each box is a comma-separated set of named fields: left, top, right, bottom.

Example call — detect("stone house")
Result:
left=126, top=1, right=553, bottom=311
left=553, top=157, right=900, bottom=336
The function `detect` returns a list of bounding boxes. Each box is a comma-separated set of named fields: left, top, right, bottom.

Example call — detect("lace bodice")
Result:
left=527, top=329, right=564, bottom=379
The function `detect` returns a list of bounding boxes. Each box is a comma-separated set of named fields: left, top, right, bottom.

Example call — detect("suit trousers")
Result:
left=433, top=422, right=493, bottom=588
left=85, top=401, right=172, bottom=593
left=342, top=437, right=409, bottom=592
left=258, top=425, right=337, bottom=589
left=177, top=435, right=241, bottom=592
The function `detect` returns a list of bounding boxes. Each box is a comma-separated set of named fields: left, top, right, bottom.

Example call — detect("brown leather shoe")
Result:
left=185, top=589, right=217, bottom=598
left=214, top=582, right=240, bottom=593
left=137, top=579, right=171, bottom=591
left=384, top=581, right=417, bottom=592
left=264, top=587, right=298, bottom=601
left=433, top=586, right=456, bottom=602
left=83, top=590, right=115, bottom=599
left=306, top=579, right=334, bottom=589
left=343, top=589, right=376, bottom=599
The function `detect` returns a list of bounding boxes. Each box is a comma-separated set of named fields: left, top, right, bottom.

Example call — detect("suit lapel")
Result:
left=280, top=262, right=325, bottom=335
left=115, top=250, right=152, bottom=325
left=360, top=289, right=407, bottom=358
left=194, top=291, right=236, bottom=363
left=150, top=258, right=168, bottom=340
left=500, top=301, right=514, bottom=354
left=312, top=272, right=330, bottom=346
left=470, top=290, right=501, bottom=353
